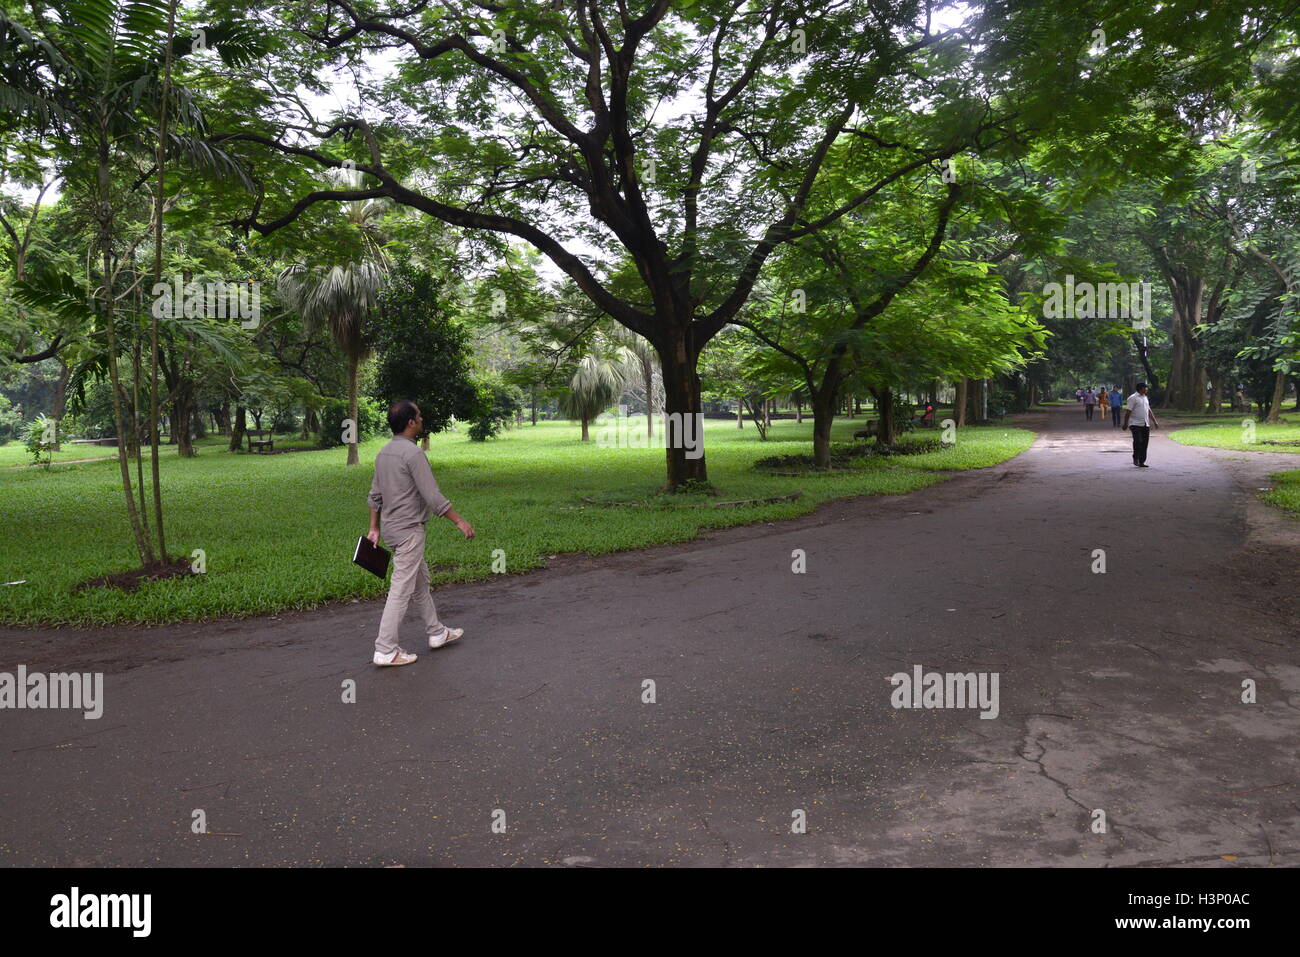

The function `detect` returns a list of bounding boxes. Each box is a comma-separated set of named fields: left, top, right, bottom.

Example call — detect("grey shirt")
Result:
left=367, top=435, right=452, bottom=547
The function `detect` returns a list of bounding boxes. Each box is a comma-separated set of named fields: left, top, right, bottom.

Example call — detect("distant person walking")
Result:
left=366, top=400, right=475, bottom=666
left=1083, top=388, right=1097, bottom=421
left=1108, top=386, right=1124, bottom=428
left=1122, top=382, right=1159, bottom=467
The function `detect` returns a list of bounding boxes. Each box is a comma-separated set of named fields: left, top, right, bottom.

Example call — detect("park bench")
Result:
left=247, top=430, right=275, bottom=454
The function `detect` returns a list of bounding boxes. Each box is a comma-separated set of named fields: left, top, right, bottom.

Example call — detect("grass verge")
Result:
left=1262, top=470, right=1300, bottom=519
left=0, top=417, right=1033, bottom=626
left=1169, top=421, right=1300, bottom=453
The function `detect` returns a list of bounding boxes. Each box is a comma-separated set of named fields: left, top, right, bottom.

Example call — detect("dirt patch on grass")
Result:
left=72, top=557, right=196, bottom=594
left=754, top=437, right=944, bottom=472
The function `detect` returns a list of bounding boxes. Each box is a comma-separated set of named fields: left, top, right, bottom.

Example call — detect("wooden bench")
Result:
left=854, top=420, right=877, bottom=440
left=247, top=430, right=275, bottom=454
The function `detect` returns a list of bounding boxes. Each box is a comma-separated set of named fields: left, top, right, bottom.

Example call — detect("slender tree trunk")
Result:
left=736, top=404, right=743, bottom=428
left=795, top=398, right=802, bottom=424
left=98, top=130, right=154, bottom=568
left=580, top=417, right=590, bottom=442
left=531, top=386, right=538, bottom=425
left=954, top=379, right=968, bottom=427
left=346, top=353, right=360, bottom=466
left=99, top=254, right=151, bottom=561
left=146, top=0, right=177, bottom=563
left=131, top=336, right=152, bottom=547
left=50, top=358, right=70, bottom=451
left=1132, top=334, right=1159, bottom=394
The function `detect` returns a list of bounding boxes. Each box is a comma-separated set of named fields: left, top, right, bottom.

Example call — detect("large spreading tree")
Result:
left=217, top=0, right=1130, bottom=488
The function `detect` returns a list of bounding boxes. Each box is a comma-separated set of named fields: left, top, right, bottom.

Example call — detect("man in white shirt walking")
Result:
left=366, top=400, right=476, bottom=666
left=1121, top=381, right=1159, bottom=468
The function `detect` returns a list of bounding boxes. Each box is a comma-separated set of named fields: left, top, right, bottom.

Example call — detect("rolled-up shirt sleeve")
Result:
left=367, top=469, right=383, bottom=512
left=410, top=455, right=452, bottom=517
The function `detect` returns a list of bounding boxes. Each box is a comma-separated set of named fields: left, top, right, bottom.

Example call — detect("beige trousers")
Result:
left=375, top=526, right=446, bottom=656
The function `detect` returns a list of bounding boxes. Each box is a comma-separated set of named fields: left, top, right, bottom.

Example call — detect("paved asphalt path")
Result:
left=2, top=404, right=1298, bottom=867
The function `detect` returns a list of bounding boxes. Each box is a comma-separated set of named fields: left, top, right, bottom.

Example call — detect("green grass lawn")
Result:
left=0, top=416, right=1034, bottom=626
left=1169, top=421, right=1300, bottom=453
left=0, top=431, right=315, bottom=468
left=1262, top=470, right=1300, bottom=519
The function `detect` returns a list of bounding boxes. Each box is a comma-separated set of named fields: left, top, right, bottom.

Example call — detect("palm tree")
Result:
left=607, top=325, right=659, bottom=438
left=0, top=0, right=258, bottom=568
left=277, top=261, right=384, bottom=465
left=559, top=354, right=631, bottom=442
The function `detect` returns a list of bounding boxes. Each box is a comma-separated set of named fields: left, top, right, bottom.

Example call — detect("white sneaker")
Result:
left=374, top=648, right=418, bottom=666
left=429, top=627, right=464, bottom=650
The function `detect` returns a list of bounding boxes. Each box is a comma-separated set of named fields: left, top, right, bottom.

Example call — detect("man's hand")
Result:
left=366, top=528, right=380, bottom=545
left=1121, top=424, right=1128, bottom=431
left=456, top=518, right=475, bottom=540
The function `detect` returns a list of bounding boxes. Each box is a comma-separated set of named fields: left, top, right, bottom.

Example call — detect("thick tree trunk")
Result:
left=173, top=378, right=196, bottom=457
left=229, top=405, right=247, bottom=452
left=795, top=398, right=802, bottom=424
left=736, top=405, right=743, bottom=428
left=346, top=354, right=360, bottom=466
left=1266, top=370, right=1286, bottom=423
left=656, top=331, right=708, bottom=490
left=811, top=395, right=836, bottom=469
left=874, top=387, right=897, bottom=444
left=1164, top=277, right=1205, bottom=411
left=954, top=378, right=968, bottom=427
left=580, top=417, right=590, bottom=442
left=643, top=353, right=654, bottom=439
left=964, top=378, right=980, bottom=425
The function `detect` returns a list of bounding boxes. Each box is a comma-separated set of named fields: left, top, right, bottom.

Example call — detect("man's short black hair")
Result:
left=388, top=399, right=419, bottom=434
left=1136, top=381, right=1148, bottom=390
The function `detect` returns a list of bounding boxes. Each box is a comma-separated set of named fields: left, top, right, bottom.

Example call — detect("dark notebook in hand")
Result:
left=353, top=536, right=391, bottom=579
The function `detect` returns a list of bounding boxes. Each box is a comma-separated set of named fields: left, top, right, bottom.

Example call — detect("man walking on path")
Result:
left=1108, top=386, right=1124, bottom=427
left=1122, top=382, right=1159, bottom=467
left=367, top=400, right=476, bottom=666
left=1084, top=387, right=1097, bottom=421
